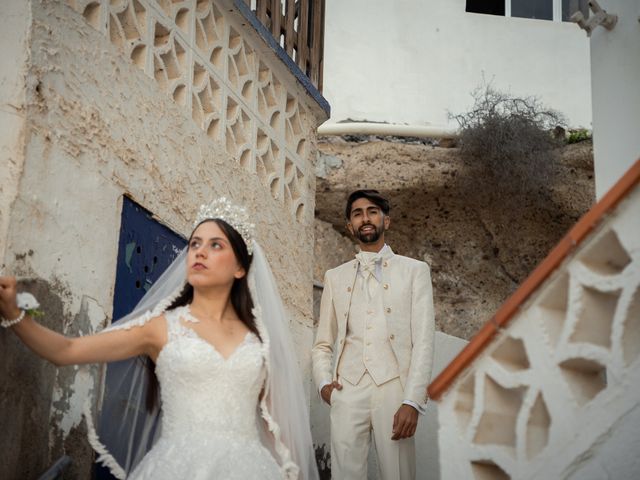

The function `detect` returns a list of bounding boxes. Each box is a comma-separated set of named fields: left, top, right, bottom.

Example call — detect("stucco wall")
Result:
left=323, top=0, right=592, bottom=129
left=0, top=0, right=325, bottom=478
left=0, top=0, right=31, bottom=264
left=591, top=0, right=640, bottom=199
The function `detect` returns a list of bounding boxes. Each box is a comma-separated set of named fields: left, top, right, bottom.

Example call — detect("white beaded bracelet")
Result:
left=1, top=310, right=26, bottom=328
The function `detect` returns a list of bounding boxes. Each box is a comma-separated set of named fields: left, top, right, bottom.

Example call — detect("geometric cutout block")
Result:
left=537, top=272, right=569, bottom=349
left=578, top=228, right=631, bottom=276
left=473, top=376, right=526, bottom=452
left=471, top=460, right=510, bottom=480
left=570, top=286, right=620, bottom=349
left=295, top=201, right=306, bottom=223
left=454, top=374, right=475, bottom=434
left=82, top=3, right=103, bottom=30
left=491, top=336, right=530, bottom=372
left=622, top=286, right=640, bottom=366
left=526, top=392, right=550, bottom=460
left=256, top=131, right=280, bottom=189
left=559, top=357, right=607, bottom=407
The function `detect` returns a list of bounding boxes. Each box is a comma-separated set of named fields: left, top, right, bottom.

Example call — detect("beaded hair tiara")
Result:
left=193, top=197, right=255, bottom=253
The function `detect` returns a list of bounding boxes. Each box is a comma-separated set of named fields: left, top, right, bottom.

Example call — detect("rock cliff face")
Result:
left=314, top=136, right=594, bottom=339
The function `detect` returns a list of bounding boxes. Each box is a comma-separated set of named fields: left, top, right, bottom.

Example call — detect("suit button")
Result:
left=383, top=261, right=388, bottom=267
left=385, top=307, right=391, bottom=314
left=389, top=334, right=395, bottom=340
left=347, top=286, right=351, bottom=292
left=383, top=284, right=389, bottom=290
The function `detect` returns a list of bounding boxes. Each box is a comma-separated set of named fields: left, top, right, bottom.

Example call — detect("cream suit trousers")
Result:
left=330, top=373, right=415, bottom=480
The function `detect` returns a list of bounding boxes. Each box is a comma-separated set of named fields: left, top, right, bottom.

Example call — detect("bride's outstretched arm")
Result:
left=0, top=275, right=164, bottom=366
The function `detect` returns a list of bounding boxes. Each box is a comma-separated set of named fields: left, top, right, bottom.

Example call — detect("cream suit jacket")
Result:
left=312, top=247, right=435, bottom=406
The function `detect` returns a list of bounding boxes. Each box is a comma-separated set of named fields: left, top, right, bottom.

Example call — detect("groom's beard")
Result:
left=355, top=222, right=383, bottom=244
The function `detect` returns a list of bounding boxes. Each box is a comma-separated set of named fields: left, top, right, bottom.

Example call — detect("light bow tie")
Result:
left=355, top=251, right=383, bottom=299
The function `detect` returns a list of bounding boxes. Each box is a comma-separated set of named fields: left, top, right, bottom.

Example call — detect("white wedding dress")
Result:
left=128, top=305, right=282, bottom=479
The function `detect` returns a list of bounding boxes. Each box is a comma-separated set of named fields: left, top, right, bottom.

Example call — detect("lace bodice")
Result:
left=118, top=306, right=283, bottom=479
left=156, top=306, right=266, bottom=440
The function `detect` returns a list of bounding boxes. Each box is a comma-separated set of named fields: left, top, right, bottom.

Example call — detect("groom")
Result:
left=312, top=189, right=435, bottom=480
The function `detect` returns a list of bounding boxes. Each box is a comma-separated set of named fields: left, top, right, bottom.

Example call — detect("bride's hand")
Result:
left=1, top=274, right=162, bottom=365
left=0, top=276, right=21, bottom=320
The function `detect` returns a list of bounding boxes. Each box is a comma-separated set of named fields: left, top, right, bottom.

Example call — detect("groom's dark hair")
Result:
left=345, top=189, right=390, bottom=219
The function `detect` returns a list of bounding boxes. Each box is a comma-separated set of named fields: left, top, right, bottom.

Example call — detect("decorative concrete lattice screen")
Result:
left=437, top=185, right=640, bottom=479
left=66, top=0, right=313, bottom=222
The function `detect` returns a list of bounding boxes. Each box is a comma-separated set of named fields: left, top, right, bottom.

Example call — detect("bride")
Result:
left=0, top=198, right=319, bottom=480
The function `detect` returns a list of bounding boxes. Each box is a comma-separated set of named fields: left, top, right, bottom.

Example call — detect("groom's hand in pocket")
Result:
left=321, top=381, right=342, bottom=405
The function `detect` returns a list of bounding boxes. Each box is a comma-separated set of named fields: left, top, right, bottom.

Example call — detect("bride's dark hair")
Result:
left=143, top=218, right=260, bottom=411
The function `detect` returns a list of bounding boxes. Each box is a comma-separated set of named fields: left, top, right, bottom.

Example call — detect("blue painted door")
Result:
left=96, top=197, right=186, bottom=479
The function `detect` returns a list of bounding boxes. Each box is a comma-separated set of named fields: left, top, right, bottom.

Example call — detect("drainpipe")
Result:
left=317, top=122, right=458, bottom=139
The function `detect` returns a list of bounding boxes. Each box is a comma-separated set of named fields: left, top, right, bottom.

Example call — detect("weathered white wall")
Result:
left=591, top=0, right=640, bottom=199
left=0, top=0, right=326, bottom=477
left=416, top=332, right=468, bottom=480
left=436, top=182, right=640, bottom=479
left=0, top=0, right=31, bottom=264
left=323, top=0, right=592, bottom=129
left=564, top=399, right=640, bottom=479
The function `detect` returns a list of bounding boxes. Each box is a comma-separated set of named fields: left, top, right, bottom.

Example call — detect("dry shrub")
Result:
left=451, top=82, right=566, bottom=193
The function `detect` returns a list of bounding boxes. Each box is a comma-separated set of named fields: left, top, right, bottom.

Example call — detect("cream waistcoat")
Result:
left=337, top=272, right=400, bottom=386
